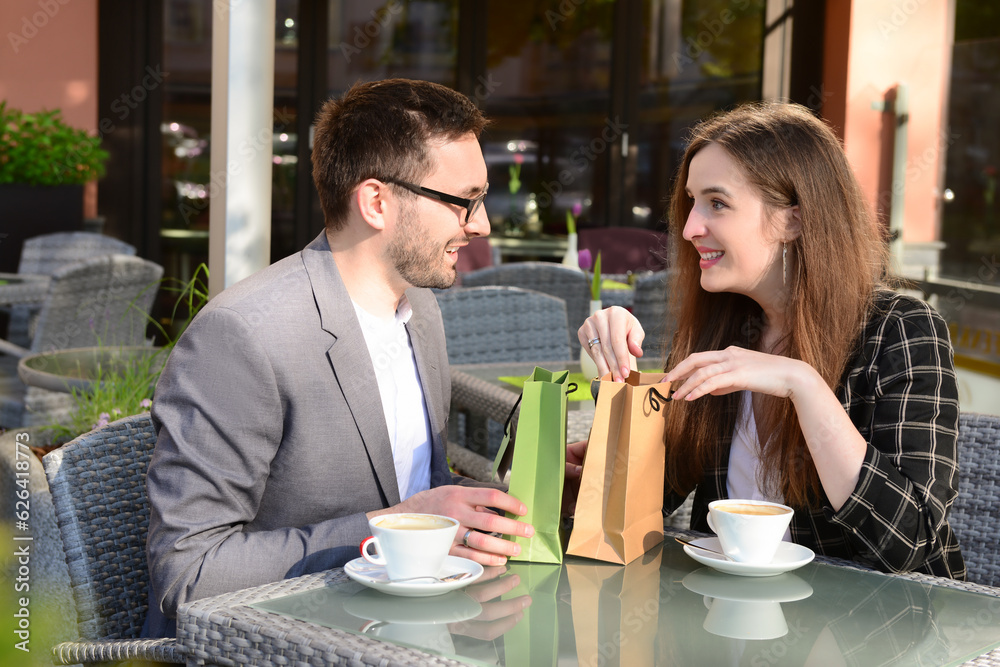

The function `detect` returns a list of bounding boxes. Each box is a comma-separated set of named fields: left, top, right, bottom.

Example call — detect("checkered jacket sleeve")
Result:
left=821, top=291, right=962, bottom=578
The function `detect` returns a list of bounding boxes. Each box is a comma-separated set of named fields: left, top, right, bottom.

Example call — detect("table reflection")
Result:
left=683, top=569, right=813, bottom=641
left=248, top=537, right=1000, bottom=666
left=344, top=589, right=481, bottom=656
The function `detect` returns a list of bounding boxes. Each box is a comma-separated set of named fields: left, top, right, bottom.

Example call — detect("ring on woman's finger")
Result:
left=462, top=528, right=476, bottom=548
left=588, top=337, right=601, bottom=348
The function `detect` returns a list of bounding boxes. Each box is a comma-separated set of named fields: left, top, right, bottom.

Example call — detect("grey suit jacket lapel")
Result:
left=302, top=233, right=400, bottom=506
left=404, top=294, right=448, bottom=479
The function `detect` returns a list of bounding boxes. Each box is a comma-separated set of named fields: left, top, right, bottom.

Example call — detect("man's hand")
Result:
left=370, top=486, right=534, bottom=567
left=563, top=439, right=588, bottom=516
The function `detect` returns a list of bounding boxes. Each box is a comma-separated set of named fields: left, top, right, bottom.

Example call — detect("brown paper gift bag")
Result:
left=566, top=370, right=669, bottom=564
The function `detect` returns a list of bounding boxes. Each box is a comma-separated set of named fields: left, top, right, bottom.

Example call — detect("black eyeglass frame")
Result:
left=383, top=178, right=488, bottom=224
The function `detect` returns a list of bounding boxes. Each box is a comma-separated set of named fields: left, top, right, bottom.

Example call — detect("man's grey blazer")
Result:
left=144, top=232, right=453, bottom=636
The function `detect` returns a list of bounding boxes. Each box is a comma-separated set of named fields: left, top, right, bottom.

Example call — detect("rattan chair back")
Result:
left=632, top=269, right=674, bottom=358
left=951, top=412, right=1000, bottom=588
left=435, top=286, right=571, bottom=364
left=42, top=413, right=184, bottom=664
left=460, top=262, right=588, bottom=355
left=8, top=232, right=137, bottom=348
left=31, top=254, right=162, bottom=353
left=17, top=231, right=136, bottom=275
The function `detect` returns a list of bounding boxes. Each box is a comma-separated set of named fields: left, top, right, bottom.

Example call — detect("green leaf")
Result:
left=565, top=210, right=576, bottom=235
left=591, top=251, right=602, bottom=301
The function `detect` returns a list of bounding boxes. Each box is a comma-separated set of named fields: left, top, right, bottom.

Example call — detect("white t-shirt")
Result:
left=352, top=296, right=431, bottom=500
left=727, top=391, right=792, bottom=540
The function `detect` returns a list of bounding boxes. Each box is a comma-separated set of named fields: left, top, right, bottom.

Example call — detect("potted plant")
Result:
left=0, top=101, right=109, bottom=272
left=12, top=264, right=209, bottom=456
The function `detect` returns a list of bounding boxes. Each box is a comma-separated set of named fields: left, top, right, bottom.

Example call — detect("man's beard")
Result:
left=387, top=204, right=463, bottom=290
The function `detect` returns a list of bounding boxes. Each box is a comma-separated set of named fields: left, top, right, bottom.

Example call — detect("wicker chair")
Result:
left=631, top=269, right=675, bottom=359
left=951, top=412, right=1000, bottom=587
left=435, top=285, right=571, bottom=364
left=7, top=232, right=136, bottom=348
left=460, top=262, right=589, bottom=356
left=0, top=254, right=163, bottom=429
left=436, top=286, right=572, bottom=458
left=42, top=413, right=184, bottom=664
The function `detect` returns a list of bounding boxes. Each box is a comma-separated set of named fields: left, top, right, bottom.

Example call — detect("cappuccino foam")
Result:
left=376, top=514, right=454, bottom=530
left=717, top=503, right=789, bottom=517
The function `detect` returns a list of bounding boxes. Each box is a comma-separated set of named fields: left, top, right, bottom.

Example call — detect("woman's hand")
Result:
left=577, top=306, right=644, bottom=382
left=665, top=345, right=817, bottom=401
left=666, top=346, right=867, bottom=510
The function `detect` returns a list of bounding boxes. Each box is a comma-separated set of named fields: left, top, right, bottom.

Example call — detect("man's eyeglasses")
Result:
left=383, top=179, right=488, bottom=224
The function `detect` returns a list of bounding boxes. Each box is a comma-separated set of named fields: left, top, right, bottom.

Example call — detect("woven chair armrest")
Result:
left=446, top=440, right=501, bottom=486
left=51, top=637, right=184, bottom=665
left=450, top=370, right=519, bottom=424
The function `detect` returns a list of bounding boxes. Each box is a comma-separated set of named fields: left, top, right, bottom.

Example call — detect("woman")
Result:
left=580, top=102, right=964, bottom=578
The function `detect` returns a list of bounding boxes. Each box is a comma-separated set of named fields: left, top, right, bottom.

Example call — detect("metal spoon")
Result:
left=387, top=571, right=472, bottom=584
left=675, top=537, right=734, bottom=561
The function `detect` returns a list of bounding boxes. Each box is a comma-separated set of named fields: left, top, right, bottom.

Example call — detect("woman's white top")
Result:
left=726, top=391, right=792, bottom=541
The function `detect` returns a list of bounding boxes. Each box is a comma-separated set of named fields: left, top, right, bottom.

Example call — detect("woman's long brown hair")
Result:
left=662, top=102, right=890, bottom=507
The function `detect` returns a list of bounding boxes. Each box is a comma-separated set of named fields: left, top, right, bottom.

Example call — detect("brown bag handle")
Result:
left=645, top=386, right=671, bottom=412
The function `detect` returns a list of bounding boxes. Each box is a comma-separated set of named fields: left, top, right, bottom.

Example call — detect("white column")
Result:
left=209, top=0, right=276, bottom=296
left=761, top=0, right=792, bottom=101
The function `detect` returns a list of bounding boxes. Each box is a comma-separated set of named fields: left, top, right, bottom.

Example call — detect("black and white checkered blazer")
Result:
left=674, top=290, right=965, bottom=580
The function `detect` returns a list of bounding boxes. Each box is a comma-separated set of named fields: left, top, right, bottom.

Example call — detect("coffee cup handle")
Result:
left=360, top=536, right=387, bottom=566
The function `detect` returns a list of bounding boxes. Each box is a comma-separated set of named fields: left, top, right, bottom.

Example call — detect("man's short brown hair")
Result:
left=311, top=78, right=488, bottom=231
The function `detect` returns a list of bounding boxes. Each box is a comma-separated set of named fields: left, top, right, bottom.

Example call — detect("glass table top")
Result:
left=252, top=539, right=1000, bottom=666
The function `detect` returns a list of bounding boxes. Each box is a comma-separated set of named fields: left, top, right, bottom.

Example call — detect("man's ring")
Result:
left=588, top=337, right=600, bottom=348
left=462, top=529, right=475, bottom=548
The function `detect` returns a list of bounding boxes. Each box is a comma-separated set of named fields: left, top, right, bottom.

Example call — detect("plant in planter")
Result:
left=0, top=102, right=108, bottom=185
left=31, top=264, right=210, bottom=455
left=0, top=102, right=109, bottom=271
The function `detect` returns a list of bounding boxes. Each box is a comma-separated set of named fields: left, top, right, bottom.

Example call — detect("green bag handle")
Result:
left=492, top=379, right=577, bottom=483
left=500, top=381, right=579, bottom=437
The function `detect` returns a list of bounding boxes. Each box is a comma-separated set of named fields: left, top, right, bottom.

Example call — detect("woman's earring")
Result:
left=782, top=243, right=787, bottom=286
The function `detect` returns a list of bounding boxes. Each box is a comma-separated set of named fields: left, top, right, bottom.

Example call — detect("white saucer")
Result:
left=682, top=537, right=815, bottom=577
left=343, top=555, right=484, bottom=597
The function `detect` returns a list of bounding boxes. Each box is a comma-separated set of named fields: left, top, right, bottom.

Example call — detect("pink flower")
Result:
left=572, top=202, right=583, bottom=217
left=140, top=398, right=152, bottom=409
left=513, top=153, right=524, bottom=165
left=578, top=248, right=593, bottom=271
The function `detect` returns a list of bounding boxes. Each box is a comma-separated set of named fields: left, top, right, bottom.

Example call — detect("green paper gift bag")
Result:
left=492, top=367, right=573, bottom=564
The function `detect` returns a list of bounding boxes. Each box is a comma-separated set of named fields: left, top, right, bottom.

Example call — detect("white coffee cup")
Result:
left=360, top=513, right=459, bottom=581
left=707, top=499, right=793, bottom=564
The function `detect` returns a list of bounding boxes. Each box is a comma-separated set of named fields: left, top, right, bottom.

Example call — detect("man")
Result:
left=143, top=79, right=535, bottom=637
